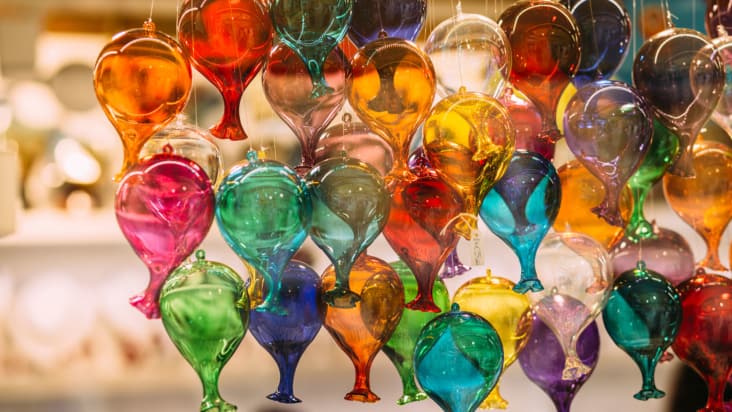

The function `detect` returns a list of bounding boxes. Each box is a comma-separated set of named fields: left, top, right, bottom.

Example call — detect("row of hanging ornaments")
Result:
left=92, top=0, right=732, bottom=411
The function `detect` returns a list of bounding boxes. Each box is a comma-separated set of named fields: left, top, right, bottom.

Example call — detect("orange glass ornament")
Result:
left=348, top=37, right=436, bottom=176
left=554, top=160, right=632, bottom=250
left=93, top=20, right=192, bottom=181
left=177, top=0, right=273, bottom=140
left=321, top=253, right=404, bottom=402
left=663, top=141, right=732, bottom=272
left=423, top=89, right=515, bottom=238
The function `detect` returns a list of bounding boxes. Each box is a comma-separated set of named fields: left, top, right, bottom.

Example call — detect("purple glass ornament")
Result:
left=610, top=225, right=695, bottom=286
left=248, top=260, right=322, bottom=403
left=564, top=80, right=653, bottom=227
left=519, top=316, right=600, bottom=412
left=348, top=0, right=426, bottom=47
left=315, top=116, right=394, bottom=177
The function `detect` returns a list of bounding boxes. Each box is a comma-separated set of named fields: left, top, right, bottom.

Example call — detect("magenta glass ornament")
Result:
left=263, top=43, right=348, bottom=175
left=500, top=87, right=553, bottom=160
left=519, top=316, right=600, bottom=412
left=610, top=224, right=695, bottom=286
left=633, top=28, right=725, bottom=177
left=115, top=151, right=215, bottom=319
left=564, top=80, right=653, bottom=227
left=314, top=114, right=394, bottom=176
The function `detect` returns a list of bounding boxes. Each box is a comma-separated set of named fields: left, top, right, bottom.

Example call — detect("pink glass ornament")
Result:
left=115, top=150, right=215, bottom=318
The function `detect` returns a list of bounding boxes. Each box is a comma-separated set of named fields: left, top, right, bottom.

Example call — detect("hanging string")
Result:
left=148, top=0, right=155, bottom=22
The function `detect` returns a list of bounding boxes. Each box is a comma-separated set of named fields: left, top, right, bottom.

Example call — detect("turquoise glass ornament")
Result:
left=216, top=150, right=312, bottom=313
left=602, top=261, right=681, bottom=400
left=306, top=157, right=389, bottom=307
left=271, top=0, right=352, bottom=97
left=383, top=260, right=450, bottom=405
left=479, top=150, right=561, bottom=293
left=415, top=303, right=504, bottom=412
left=160, top=250, right=249, bottom=412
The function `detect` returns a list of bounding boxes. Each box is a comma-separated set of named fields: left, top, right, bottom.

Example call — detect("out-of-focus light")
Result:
left=9, top=81, right=62, bottom=130
left=54, top=138, right=101, bottom=185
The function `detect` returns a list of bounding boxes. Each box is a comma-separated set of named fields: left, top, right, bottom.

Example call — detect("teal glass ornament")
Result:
left=625, top=119, right=680, bottom=240
left=271, top=0, right=353, bottom=97
left=479, top=150, right=561, bottom=293
left=602, top=260, right=681, bottom=400
left=160, top=250, right=249, bottom=412
left=383, top=260, right=450, bottom=405
left=415, top=303, right=504, bottom=412
left=306, top=157, right=390, bottom=307
left=216, top=150, right=312, bottom=313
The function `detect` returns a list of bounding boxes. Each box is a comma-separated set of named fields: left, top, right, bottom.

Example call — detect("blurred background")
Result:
left=0, top=0, right=728, bottom=411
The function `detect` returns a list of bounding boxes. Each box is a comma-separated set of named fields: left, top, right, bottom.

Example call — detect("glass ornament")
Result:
left=519, top=316, right=600, bottom=412
left=271, top=0, right=352, bottom=97
left=348, top=0, right=426, bottom=47
left=306, top=157, right=389, bottom=307
left=140, top=115, right=223, bottom=187
left=348, top=37, right=436, bottom=175
left=479, top=150, right=561, bottom=293
left=382, top=260, right=450, bottom=405
left=414, top=303, right=504, bottom=412
left=532, top=232, right=612, bottom=380
left=160, top=250, right=249, bottom=412
left=248, top=260, right=322, bottom=403
left=562, top=0, right=631, bottom=88
left=423, top=89, right=515, bottom=239
left=554, top=160, right=632, bottom=250
left=453, top=270, right=533, bottom=409
left=424, top=12, right=511, bottom=98
left=663, top=141, right=732, bottom=272
left=563, top=80, right=653, bottom=227
left=315, top=115, right=394, bottom=176
left=177, top=0, right=272, bottom=140
left=602, top=261, right=681, bottom=400
left=499, top=0, right=582, bottom=144
left=633, top=28, right=725, bottom=177
left=320, top=253, right=404, bottom=402
left=93, top=20, right=191, bottom=181
left=262, top=43, right=347, bottom=175
left=500, top=87, right=554, bottom=160
left=382, top=167, right=463, bottom=312
left=625, top=119, right=679, bottom=240
left=611, top=224, right=695, bottom=286
left=115, top=151, right=214, bottom=318
left=215, top=150, right=312, bottom=312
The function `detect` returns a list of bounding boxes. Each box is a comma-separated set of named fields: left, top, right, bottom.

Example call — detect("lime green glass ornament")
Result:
left=626, top=119, right=680, bottom=240
left=415, top=303, right=504, bottom=412
left=216, top=150, right=312, bottom=313
left=306, top=157, right=390, bottom=307
left=382, top=260, right=450, bottom=405
left=160, top=250, right=249, bottom=412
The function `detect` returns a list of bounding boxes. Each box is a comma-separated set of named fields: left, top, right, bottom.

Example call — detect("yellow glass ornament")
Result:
left=348, top=37, right=436, bottom=176
left=453, top=269, right=532, bottom=410
left=554, top=160, right=632, bottom=250
left=663, top=141, right=732, bottom=272
left=423, top=88, right=515, bottom=238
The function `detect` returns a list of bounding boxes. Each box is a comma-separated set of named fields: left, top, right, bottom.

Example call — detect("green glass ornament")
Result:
left=160, top=250, right=250, bottom=412
left=306, top=157, right=390, bottom=307
left=626, top=119, right=680, bottom=240
left=415, top=303, right=504, bottom=412
left=216, top=150, right=312, bottom=313
left=382, top=260, right=450, bottom=405
left=602, top=260, right=681, bottom=400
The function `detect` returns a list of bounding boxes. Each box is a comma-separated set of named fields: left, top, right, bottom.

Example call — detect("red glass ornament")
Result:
left=177, top=0, right=273, bottom=140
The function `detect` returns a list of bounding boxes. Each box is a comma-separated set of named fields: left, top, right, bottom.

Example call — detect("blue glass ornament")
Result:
left=348, top=0, right=426, bottom=47
left=248, top=260, right=322, bottom=403
left=479, top=150, right=561, bottom=293
left=415, top=303, right=504, bottom=412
